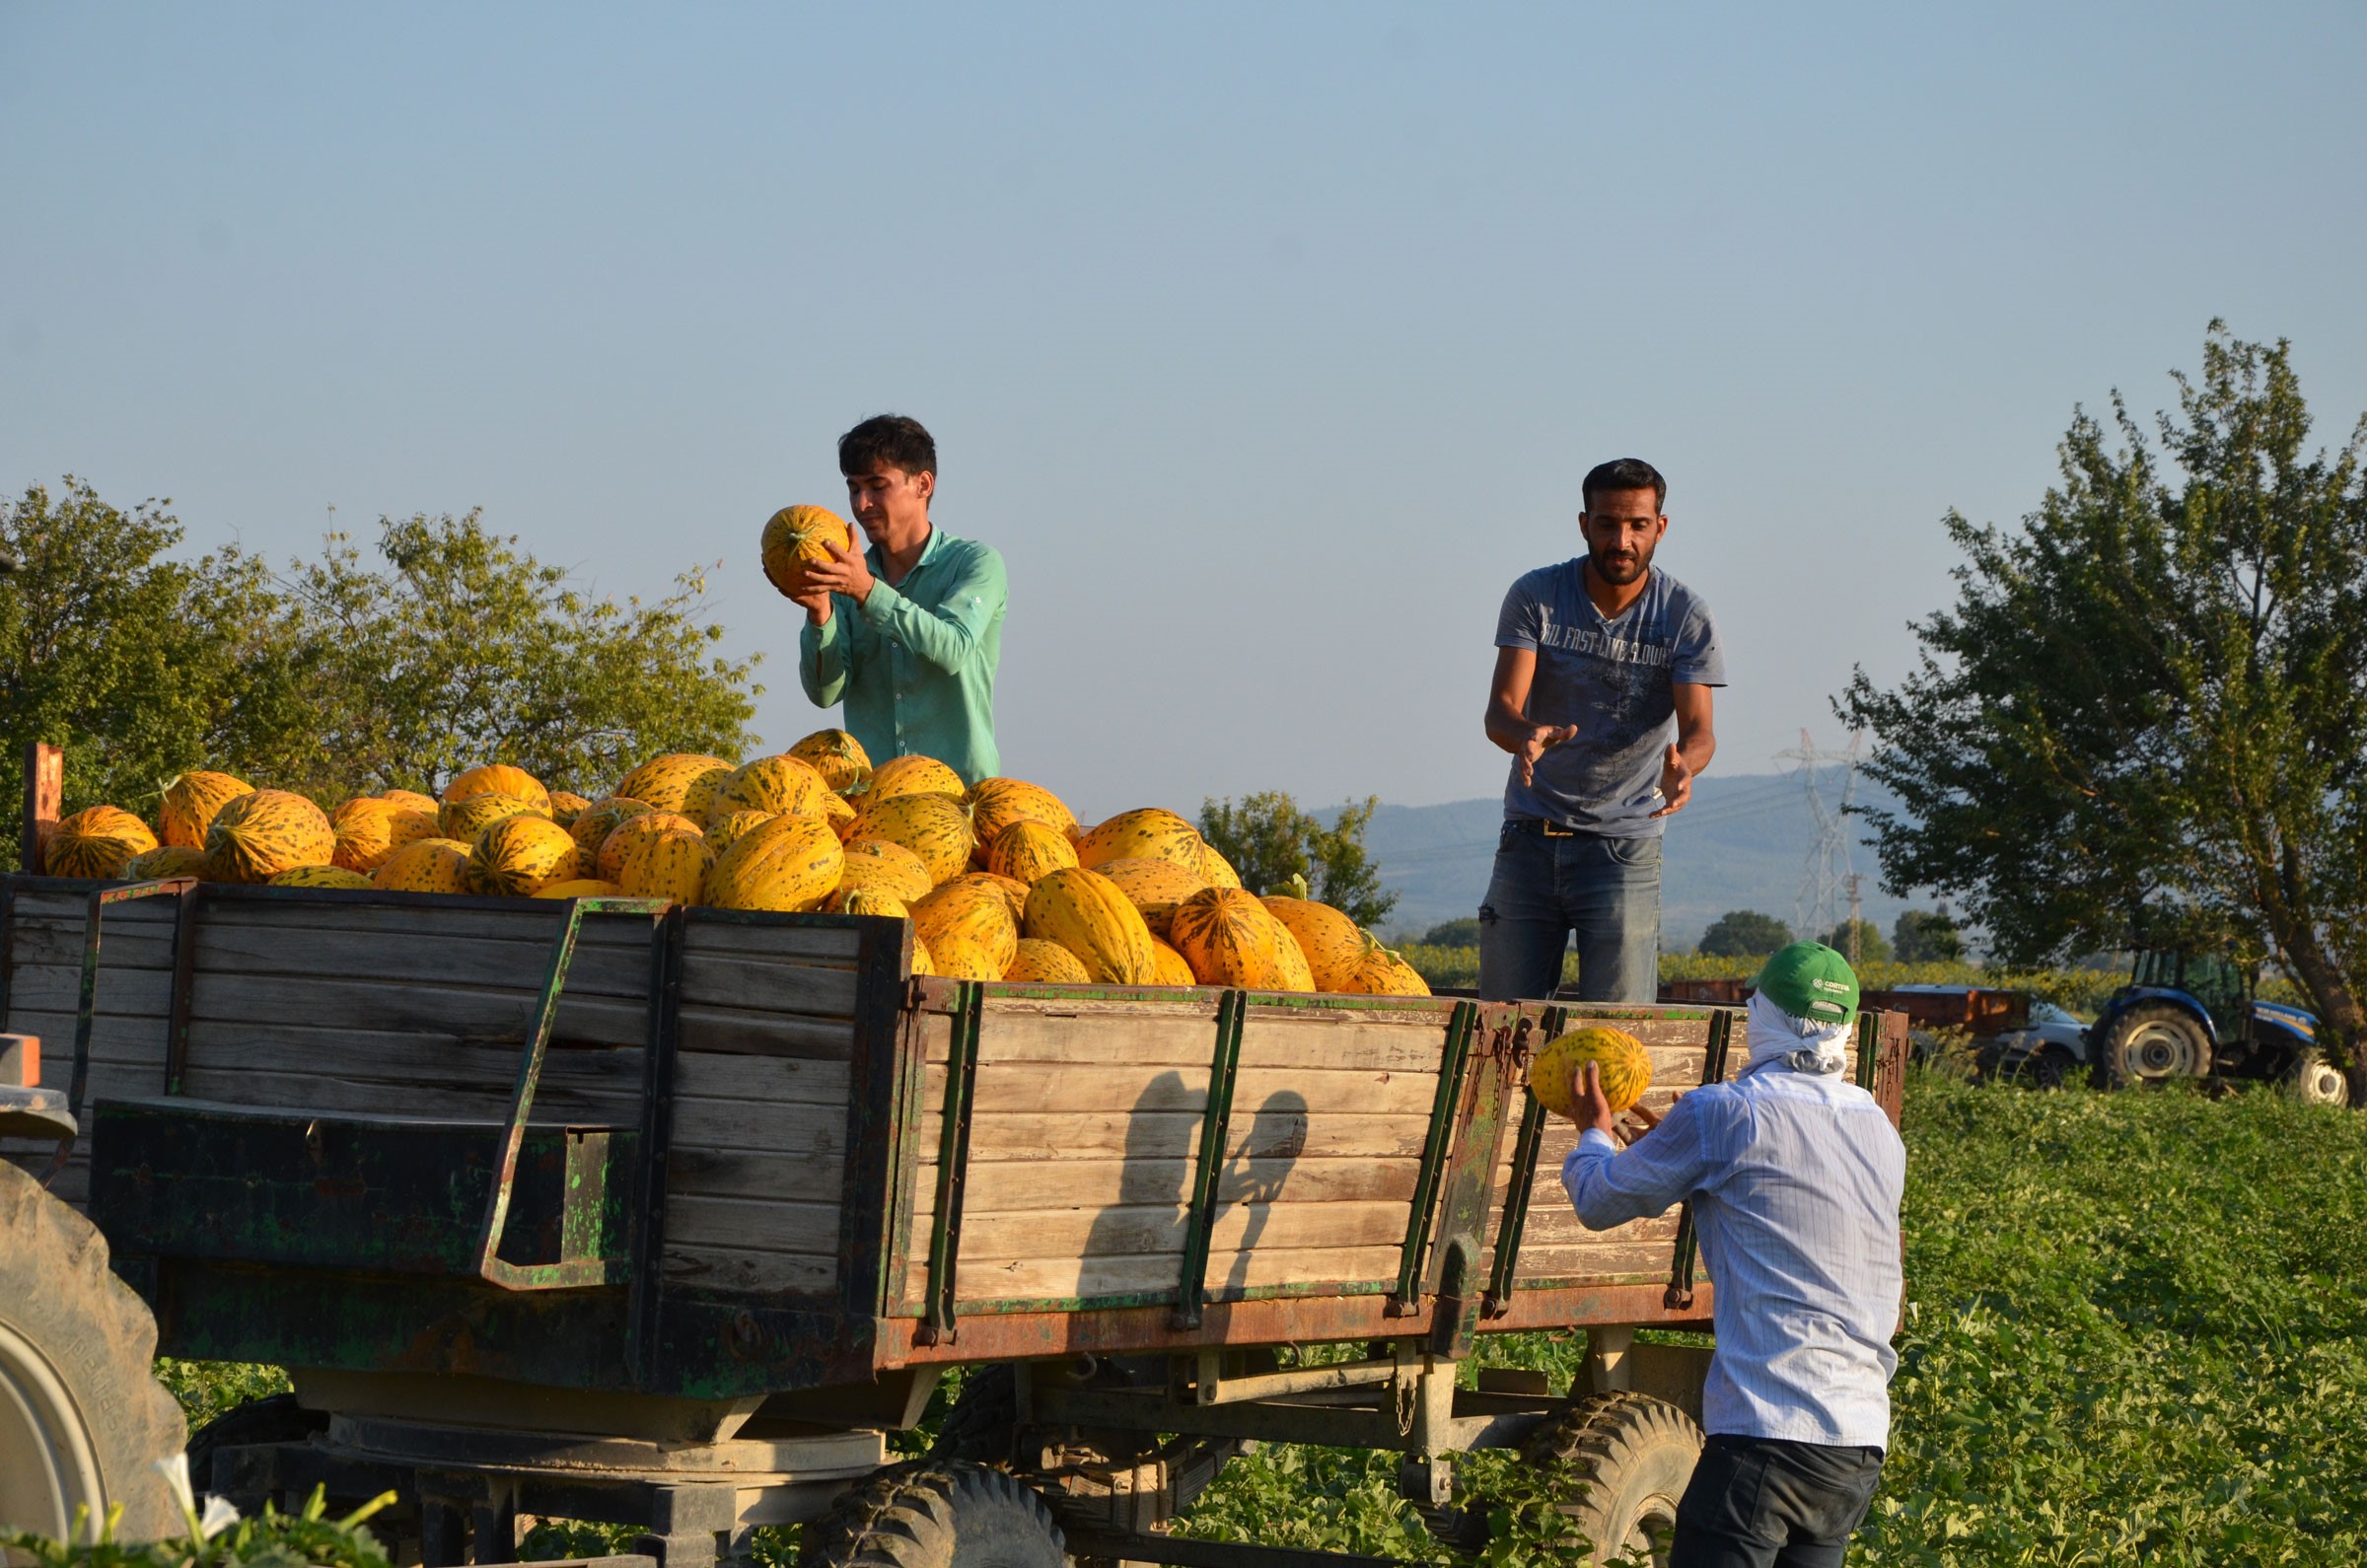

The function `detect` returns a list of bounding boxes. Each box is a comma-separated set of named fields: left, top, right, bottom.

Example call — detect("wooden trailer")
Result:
left=0, top=872, right=1904, bottom=1568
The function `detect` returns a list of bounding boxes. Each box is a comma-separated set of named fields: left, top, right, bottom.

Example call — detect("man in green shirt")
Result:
left=788, top=415, right=1007, bottom=784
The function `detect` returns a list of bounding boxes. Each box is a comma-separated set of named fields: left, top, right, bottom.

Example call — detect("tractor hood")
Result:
left=2252, top=1000, right=2320, bottom=1040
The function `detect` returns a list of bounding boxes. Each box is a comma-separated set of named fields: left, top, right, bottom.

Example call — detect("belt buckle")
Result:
left=1541, top=820, right=1577, bottom=838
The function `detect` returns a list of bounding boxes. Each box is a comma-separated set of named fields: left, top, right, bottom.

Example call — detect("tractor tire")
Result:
left=1430, top=1391, right=1702, bottom=1565
left=0, top=1161, right=188, bottom=1542
left=2089, top=1002, right=2213, bottom=1090
left=803, top=1461, right=1065, bottom=1568
left=184, top=1392, right=327, bottom=1499
left=2284, top=1050, right=2351, bottom=1107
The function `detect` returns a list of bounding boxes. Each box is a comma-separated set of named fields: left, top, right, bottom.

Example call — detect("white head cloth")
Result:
left=1743, top=990, right=1852, bottom=1076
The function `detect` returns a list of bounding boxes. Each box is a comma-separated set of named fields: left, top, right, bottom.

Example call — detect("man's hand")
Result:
left=1516, top=724, right=1579, bottom=787
left=802, top=539, right=876, bottom=606
left=790, top=583, right=833, bottom=626
left=1571, top=1061, right=1666, bottom=1146
left=1647, top=743, right=1693, bottom=818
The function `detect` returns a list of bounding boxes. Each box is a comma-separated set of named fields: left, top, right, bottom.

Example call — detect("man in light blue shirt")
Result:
left=789, top=415, right=1007, bottom=785
left=1560, top=943, right=1905, bottom=1568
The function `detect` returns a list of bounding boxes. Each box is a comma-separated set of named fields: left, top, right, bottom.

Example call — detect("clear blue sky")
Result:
left=6, top=3, right=2362, bottom=821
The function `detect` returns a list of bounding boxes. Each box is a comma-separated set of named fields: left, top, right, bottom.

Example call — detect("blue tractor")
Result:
left=2087, top=949, right=2346, bottom=1105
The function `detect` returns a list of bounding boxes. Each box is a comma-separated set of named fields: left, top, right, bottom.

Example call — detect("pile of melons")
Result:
left=36, top=735, right=1426, bottom=997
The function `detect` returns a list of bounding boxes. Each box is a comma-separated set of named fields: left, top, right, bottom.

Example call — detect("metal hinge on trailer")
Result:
left=1481, top=1003, right=1564, bottom=1319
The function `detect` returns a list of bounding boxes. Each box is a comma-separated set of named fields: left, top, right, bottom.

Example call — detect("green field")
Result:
left=158, top=1075, right=2367, bottom=1565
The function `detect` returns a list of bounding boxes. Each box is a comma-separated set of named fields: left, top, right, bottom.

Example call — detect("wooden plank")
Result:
left=1, top=1009, right=171, bottom=1073
left=951, top=1198, right=1412, bottom=1264
left=677, top=952, right=860, bottom=1018
left=190, top=897, right=652, bottom=947
left=5, top=890, right=180, bottom=927
left=662, top=1191, right=842, bottom=1257
left=4, top=920, right=178, bottom=970
left=974, top=1007, right=1220, bottom=1069
left=669, top=1095, right=847, bottom=1160
left=181, top=1028, right=643, bottom=1102
left=1510, top=1241, right=1681, bottom=1282
left=672, top=1051, right=850, bottom=1108
left=178, top=1065, right=639, bottom=1124
left=1235, top=1015, right=1464, bottom=1075
left=680, top=919, right=865, bottom=962
left=182, top=973, right=646, bottom=1048
left=1515, top=1207, right=1685, bottom=1247
left=663, top=1243, right=835, bottom=1295
left=945, top=1155, right=1419, bottom=1215
left=666, top=1145, right=846, bottom=1201
left=187, top=923, right=653, bottom=1000
left=920, top=1110, right=1433, bottom=1164
left=671, top=1006, right=856, bottom=1061
left=5, top=964, right=175, bottom=1018
left=925, top=1244, right=1403, bottom=1308
left=932, top=1065, right=1439, bottom=1118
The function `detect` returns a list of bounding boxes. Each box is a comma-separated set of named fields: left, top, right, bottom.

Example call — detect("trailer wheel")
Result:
left=1434, top=1391, right=1701, bottom=1566
left=2285, top=1050, right=2351, bottom=1107
left=803, top=1461, right=1064, bottom=1568
left=2090, top=1002, right=2212, bottom=1090
left=0, top=1161, right=188, bottom=1543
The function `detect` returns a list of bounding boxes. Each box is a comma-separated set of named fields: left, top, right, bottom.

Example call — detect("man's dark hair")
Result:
left=838, top=414, right=937, bottom=479
left=1581, top=458, right=1667, bottom=512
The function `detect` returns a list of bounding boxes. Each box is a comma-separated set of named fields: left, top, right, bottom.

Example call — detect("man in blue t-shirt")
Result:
left=1480, top=458, right=1724, bottom=1003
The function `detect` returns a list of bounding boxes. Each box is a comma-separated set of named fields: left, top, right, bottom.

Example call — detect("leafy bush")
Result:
left=2, top=1486, right=394, bottom=1568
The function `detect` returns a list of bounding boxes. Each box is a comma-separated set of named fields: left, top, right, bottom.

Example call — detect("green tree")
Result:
left=1893, top=907, right=1966, bottom=963
left=1418, top=917, right=1480, bottom=947
left=1821, top=917, right=1893, bottom=964
left=0, top=478, right=289, bottom=866
left=259, top=512, right=760, bottom=797
left=1697, top=909, right=1791, bottom=958
left=1840, top=324, right=2367, bottom=1063
left=1197, top=791, right=1399, bottom=928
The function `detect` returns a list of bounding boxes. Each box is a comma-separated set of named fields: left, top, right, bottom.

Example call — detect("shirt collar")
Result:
left=866, top=523, right=949, bottom=578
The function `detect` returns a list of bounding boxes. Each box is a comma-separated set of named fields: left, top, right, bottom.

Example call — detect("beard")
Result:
left=1590, top=538, right=1655, bottom=586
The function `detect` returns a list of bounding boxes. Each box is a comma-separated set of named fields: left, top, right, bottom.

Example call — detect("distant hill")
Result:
left=1348, top=771, right=1917, bottom=952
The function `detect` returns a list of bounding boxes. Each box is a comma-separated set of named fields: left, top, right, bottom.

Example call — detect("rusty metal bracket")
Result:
left=917, top=979, right=984, bottom=1345
left=627, top=904, right=686, bottom=1381
left=1664, top=1006, right=1735, bottom=1310
left=1391, top=1000, right=1477, bottom=1314
left=1483, top=1004, right=1565, bottom=1318
left=45, top=877, right=197, bottom=1184
left=1854, top=1008, right=1880, bottom=1091
left=471, top=894, right=670, bottom=1291
left=1424, top=1012, right=1520, bottom=1357
left=1174, top=988, right=1248, bottom=1328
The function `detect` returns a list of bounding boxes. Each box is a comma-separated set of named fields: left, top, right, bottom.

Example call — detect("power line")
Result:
left=1775, top=729, right=1864, bottom=941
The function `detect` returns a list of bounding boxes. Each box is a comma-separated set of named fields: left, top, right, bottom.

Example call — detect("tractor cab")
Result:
left=2090, top=947, right=2340, bottom=1105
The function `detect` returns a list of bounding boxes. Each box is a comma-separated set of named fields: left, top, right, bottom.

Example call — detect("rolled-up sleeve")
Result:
left=1560, top=1097, right=1711, bottom=1230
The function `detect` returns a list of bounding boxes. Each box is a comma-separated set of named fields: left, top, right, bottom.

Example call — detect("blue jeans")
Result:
left=1476, top=820, right=1662, bottom=1004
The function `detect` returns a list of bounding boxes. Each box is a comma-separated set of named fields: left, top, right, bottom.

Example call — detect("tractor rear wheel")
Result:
left=0, top=1161, right=188, bottom=1542
left=803, top=1461, right=1065, bottom=1568
left=2089, top=1002, right=2212, bottom=1090
left=1427, top=1390, right=1702, bottom=1565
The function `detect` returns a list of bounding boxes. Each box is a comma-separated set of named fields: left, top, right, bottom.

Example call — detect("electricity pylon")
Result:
left=1776, top=729, right=1864, bottom=946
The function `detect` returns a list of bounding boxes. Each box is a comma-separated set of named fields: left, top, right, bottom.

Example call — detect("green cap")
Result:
left=1752, top=941, right=1860, bottom=1028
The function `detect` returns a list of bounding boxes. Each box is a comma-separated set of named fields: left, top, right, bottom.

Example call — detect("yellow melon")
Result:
left=612, top=824, right=713, bottom=905
left=1340, top=942, right=1432, bottom=998
left=760, top=505, right=857, bottom=594
left=269, top=865, right=375, bottom=890
left=1005, top=938, right=1091, bottom=984
left=1075, top=809, right=1204, bottom=873
left=442, top=763, right=551, bottom=811
left=204, top=790, right=334, bottom=885
left=467, top=815, right=583, bottom=896
left=547, top=791, right=593, bottom=827
left=825, top=792, right=858, bottom=840
left=44, top=806, right=159, bottom=879
left=709, top=755, right=832, bottom=821
left=596, top=812, right=701, bottom=884
left=1022, top=867, right=1157, bottom=984
left=1170, top=888, right=1302, bottom=990
left=967, top=778, right=1078, bottom=851
left=1197, top=840, right=1244, bottom=890
left=373, top=837, right=472, bottom=893
left=830, top=885, right=909, bottom=919
left=533, top=878, right=627, bottom=899
left=1094, top=856, right=1211, bottom=938
left=705, top=809, right=776, bottom=858
left=910, top=881, right=1019, bottom=976
left=1531, top=1026, right=1653, bottom=1117
left=862, top=753, right=968, bottom=805
left=122, top=845, right=206, bottom=882
left=789, top=728, right=872, bottom=793
left=570, top=796, right=655, bottom=856
left=329, top=797, right=438, bottom=874
left=850, top=793, right=973, bottom=885
left=909, top=935, right=936, bottom=977
left=1260, top=896, right=1367, bottom=992
left=929, top=935, right=1007, bottom=981
left=1147, top=937, right=1197, bottom=988
left=834, top=838, right=936, bottom=903
left=379, top=788, right=440, bottom=816
left=158, top=771, right=252, bottom=849
left=704, top=815, right=844, bottom=912
left=441, top=791, right=543, bottom=842
left=988, top=819, right=1078, bottom=885
left=615, top=753, right=736, bottom=815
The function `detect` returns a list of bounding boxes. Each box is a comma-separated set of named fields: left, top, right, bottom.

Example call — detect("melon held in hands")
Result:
left=761, top=505, right=856, bottom=595
left=1531, top=1026, right=1653, bottom=1118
